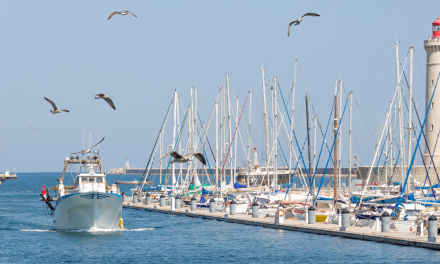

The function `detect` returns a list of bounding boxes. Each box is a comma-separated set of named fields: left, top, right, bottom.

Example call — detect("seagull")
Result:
left=288, top=13, right=320, bottom=37
left=166, top=151, right=206, bottom=166
left=95, top=93, right=116, bottom=110
left=44, top=97, right=69, bottom=114
left=71, top=137, right=105, bottom=154
left=28, top=126, right=40, bottom=130
left=108, top=11, right=137, bottom=20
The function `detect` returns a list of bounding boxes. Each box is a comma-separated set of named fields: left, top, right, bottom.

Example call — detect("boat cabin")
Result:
left=74, top=166, right=107, bottom=193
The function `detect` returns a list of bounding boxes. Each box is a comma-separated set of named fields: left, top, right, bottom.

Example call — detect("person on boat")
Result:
left=42, top=185, right=47, bottom=199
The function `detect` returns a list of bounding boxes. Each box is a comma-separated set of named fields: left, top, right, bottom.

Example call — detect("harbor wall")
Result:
left=357, top=165, right=436, bottom=185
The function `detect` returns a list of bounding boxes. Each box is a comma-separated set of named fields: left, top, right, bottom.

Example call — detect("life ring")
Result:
left=277, top=208, right=285, bottom=217
left=151, top=195, right=156, bottom=199
left=226, top=201, right=230, bottom=206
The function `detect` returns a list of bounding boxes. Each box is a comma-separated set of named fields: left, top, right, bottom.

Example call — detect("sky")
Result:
left=0, top=0, right=437, bottom=172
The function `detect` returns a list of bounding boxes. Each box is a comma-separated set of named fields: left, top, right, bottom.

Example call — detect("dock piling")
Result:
left=160, top=194, right=165, bottom=207
left=175, top=195, right=181, bottom=209
left=209, top=198, right=216, bottom=213
left=252, top=202, right=259, bottom=218
left=229, top=200, right=236, bottom=215
left=308, top=206, right=316, bottom=224
left=145, top=193, right=151, bottom=205
left=133, top=193, right=138, bottom=205
left=191, top=196, right=196, bottom=211
left=340, top=208, right=349, bottom=231
left=428, top=215, right=437, bottom=242
left=381, top=211, right=390, bottom=232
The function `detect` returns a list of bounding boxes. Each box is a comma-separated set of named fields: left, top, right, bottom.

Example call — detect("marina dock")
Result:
left=123, top=201, right=440, bottom=250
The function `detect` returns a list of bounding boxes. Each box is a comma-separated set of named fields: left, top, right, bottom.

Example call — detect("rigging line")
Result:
left=369, top=113, right=391, bottom=184
left=197, top=113, right=216, bottom=162
left=377, top=114, right=397, bottom=184
left=136, top=97, right=173, bottom=190
left=353, top=94, right=377, bottom=156
left=267, top=115, right=289, bottom=167
left=302, top=95, right=335, bottom=205
left=297, top=61, right=310, bottom=95
left=213, top=92, right=249, bottom=195
left=394, top=72, right=440, bottom=215
left=273, top=82, right=312, bottom=181
left=417, top=132, right=438, bottom=201
left=161, top=99, right=191, bottom=185
left=402, top=70, right=440, bottom=184
left=422, top=130, right=440, bottom=192
left=313, top=97, right=349, bottom=206
left=387, top=132, right=406, bottom=187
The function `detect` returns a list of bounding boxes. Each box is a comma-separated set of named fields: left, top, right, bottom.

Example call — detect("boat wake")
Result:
left=20, top=229, right=56, bottom=232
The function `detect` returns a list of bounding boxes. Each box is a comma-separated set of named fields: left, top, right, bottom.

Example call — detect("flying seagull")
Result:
left=71, top=137, right=105, bottom=154
left=288, top=13, right=320, bottom=37
left=44, top=97, right=69, bottom=114
left=95, top=93, right=116, bottom=110
left=28, top=126, right=40, bottom=130
left=166, top=151, right=206, bottom=166
left=108, top=11, right=137, bottom=20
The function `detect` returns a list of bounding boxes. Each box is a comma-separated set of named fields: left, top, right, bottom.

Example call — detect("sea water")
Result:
left=0, top=173, right=439, bottom=263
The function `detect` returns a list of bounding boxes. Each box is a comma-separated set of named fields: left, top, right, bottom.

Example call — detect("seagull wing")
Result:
left=108, top=11, right=119, bottom=20
left=103, top=98, right=116, bottom=110
left=125, top=11, right=137, bottom=18
left=61, top=110, right=69, bottom=112
left=44, top=97, right=58, bottom=110
left=301, top=13, right=320, bottom=18
left=169, top=151, right=184, bottom=159
left=186, top=153, right=206, bottom=165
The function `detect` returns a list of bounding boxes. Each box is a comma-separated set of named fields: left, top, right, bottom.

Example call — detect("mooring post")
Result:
left=229, top=200, right=236, bottom=215
left=340, top=208, right=349, bottom=231
left=133, top=193, right=138, bottom=205
left=252, top=201, right=259, bottom=218
left=428, top=215, right=437, bottom=242
left=171, top=197, right=175, bottom=210
left=381, top=211, right=390, bottom=232
left=175, top=195, right=181, bottom=209
left=278, top=204, right=285, bottom=224
left=209, top=198, right=216, bottom=213
left=308, top=206, right=316, bottom=224
left=191, top=196, right=196, bottom=211
left=145, top=193, right=151, bottom=205
left=160, top=194, right=165, bottom=207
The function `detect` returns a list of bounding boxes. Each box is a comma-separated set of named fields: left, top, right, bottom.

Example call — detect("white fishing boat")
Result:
left=42, top=138, right=123, bottom=230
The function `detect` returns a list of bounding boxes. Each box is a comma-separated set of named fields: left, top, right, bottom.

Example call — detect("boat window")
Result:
left=81, top=177, right=88, bottom=183
left=89, top=177, right=95, bottom=183
left=97, top=178, right=103, bottom=183
left=432, top=80, right=435, bottom=86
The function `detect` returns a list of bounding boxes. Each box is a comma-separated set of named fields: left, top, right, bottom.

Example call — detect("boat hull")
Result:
left=54, top=192, right=122, bottom=230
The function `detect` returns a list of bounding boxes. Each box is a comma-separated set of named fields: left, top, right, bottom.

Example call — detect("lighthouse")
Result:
left=424, top=17, right=440, bottom=168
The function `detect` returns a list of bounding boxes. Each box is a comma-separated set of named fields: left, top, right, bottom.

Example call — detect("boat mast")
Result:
left=227, top=75, right=232, bottom=186
left=334, top=80, right=338, bottom=203
left=173, top=90, right=177, bottom=190
left=408, top=46, right=414, bottom=186
left=261, top=67, right=270, bottom=192
left=313, top=114, right=317, bottom=196
left=290, top=60, right=297, bottom=186
left=348, top=91, right=353, bottom=212
left=274, top=77, right=278, bottom=191
left=395, top=42, right=407, bottom=194
left=306, top=94, right=313, bottom=200
left=338, top=79, right=342, bottom=199
left=215, top=100, right=219, bottom=190
left=222, top=86, right=226, bottom=184
left=194, top=87, right=198, bottom=188
left=234, top=97, right=239, bottom=183
left=247, top=89, right=252, bottom=187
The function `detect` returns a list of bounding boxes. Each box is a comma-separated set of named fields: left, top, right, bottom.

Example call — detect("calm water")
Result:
left=0, top=173, right=439, bottom=263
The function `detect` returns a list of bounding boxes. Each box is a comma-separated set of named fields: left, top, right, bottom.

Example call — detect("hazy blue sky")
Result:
left=0, top=1, right=437, bottom=172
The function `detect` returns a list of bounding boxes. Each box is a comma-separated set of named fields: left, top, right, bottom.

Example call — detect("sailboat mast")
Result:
left=408, top=46, right=414, bottom=184
left=234, top=97, right=239, bottom=182
left=227, top=75, right=232, bottom=185
left=339, top=80, right=342, bottom=197
left=395, top=42, right=407, bottom=194
left=290, top=60, right=297, bottom=186
left=173, top=90, right=177, bottom=189
left=215, top=100, right=219, bottom=189
left=247, top=89, right=252, bottom=187
left=306, top=94, right=313, bottom=200
left=348, top=92, right=353, bottom=212
left=334, top=81, right=338, bottom=202
left=274, top=77, right=278, bottom=191
left=261, top=67, right=270, bottom=191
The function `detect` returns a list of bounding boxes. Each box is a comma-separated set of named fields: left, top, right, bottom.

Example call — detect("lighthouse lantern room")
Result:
left=433, top=17, right=440, bottom=38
